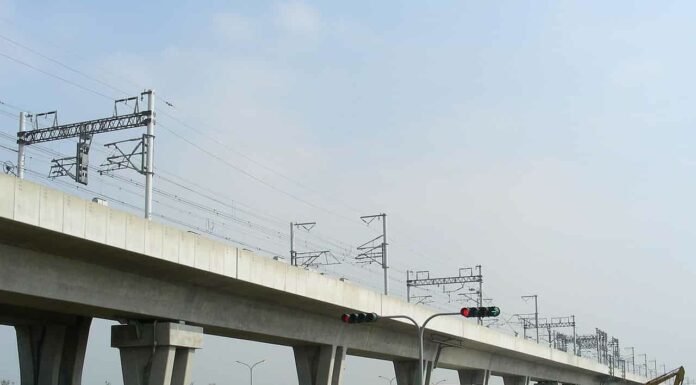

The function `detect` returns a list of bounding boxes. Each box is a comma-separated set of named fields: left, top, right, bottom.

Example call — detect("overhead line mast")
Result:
left=16, top=90, right=156, bottom=219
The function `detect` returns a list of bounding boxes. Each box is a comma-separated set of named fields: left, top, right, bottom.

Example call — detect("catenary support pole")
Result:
left=406, top=271, right=411, bottom=302
left=572, top=315, right=577, bottom=355
left=17, top=112, right=25, bottom=179
left=144, top=90, right=155, bottom=219
left=382, top=213, right=388, bottom=295
left=534, top=295, right=539, bottom=343
left=290, top=222, right=295, bottom=266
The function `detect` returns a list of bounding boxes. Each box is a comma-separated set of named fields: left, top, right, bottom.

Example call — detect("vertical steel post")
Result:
left=534, top=295, right=539, bottom=343
left=572, top=315, right=577, bottom=356
left=17, top=112, right=25, bottom=179
left=382, top=213, right=388, bottom=295
left=290, top=222, right=295, bottom=266
left=477, top=265, right=483, bottom=325
left=144, top=90, right=155, bottom=219
left=406, top=270, right=411, bottom=302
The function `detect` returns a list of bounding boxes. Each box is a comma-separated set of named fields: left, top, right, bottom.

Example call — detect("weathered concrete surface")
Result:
left=0, top=306, right=91, bottom=385
left=293, top=345, right=346, bottom=385
left=111, top=322, right=202, bottom=385
left=0, top=174, right=645, bottom=385
left=459, top=369, right=490, bottom=385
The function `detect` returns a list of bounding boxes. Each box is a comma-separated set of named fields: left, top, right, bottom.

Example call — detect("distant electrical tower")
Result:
left=289, top=221, right=339, bottom=268
left=406, top=266, right=484, bottom=323
left=608, top=337, right=625, bottom=378
left=521, top=294, right=539, bottom=342
left=16, top=91, right=156, bottom=218
left=355, top=213, right=388, bottom=295
left=520, top=315, right=576, bottom=352
left=577, top=328, right=609, bottom=364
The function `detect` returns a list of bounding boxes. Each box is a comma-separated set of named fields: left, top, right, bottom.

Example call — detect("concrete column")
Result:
left=293, top=345, right=346, bottom=385
left=14, top=316, right=91, bottom=385
left=459, top=369, right=490, bottom=385
left=503, top=375, right=529, bottom=385
left=393, top=360, right=433, bottom=385
left=111, top=322, right=203, bottom=385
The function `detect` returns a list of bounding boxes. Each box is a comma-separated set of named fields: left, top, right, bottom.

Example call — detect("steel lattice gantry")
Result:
left=17, top=111, right=152, bottom=145
left=15, top=91, right=156, bottom=218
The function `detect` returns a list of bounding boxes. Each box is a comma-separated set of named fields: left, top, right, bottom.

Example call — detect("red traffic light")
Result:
left=460, top=306, right=500, bottom=318
left=341, top=312, right=379, bottom=324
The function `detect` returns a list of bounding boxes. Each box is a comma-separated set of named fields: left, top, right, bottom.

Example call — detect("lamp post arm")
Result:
left=380, top=315, right=419, bottom=328
left=421, top=312, right=461, bottom=330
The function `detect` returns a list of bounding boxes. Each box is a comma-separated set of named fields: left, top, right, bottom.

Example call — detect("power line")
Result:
left=0, top=33, right=132, bottom=97
left=0, top=50, right=115, bottom=100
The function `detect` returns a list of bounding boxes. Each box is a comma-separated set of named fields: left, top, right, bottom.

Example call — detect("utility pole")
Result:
left=143, top=90, right=155, bottom=220
left=356, top=213, right=388, bottom=295
left=235, top=359, right=265, bottom=385
left=289, top=221, right=337, bottom=268
left=521, top=295, right=539, bottom=343
left=17, top=111, right=25, bottom=179
left=290, top=221, right=315, bottom=266
left=625, top=347, right=635, bottom=374
left=637, top=354, right=648, bottom=377
left=649, top=360, right=657, bottom=378
left=572, top=315, right=577, bottom=356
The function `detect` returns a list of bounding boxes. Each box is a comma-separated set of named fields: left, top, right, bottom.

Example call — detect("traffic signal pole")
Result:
left=342, top=307, right=500, bottom=385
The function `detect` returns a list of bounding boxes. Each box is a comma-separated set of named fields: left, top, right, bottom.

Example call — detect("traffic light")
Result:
left=341, top=312, right=380, bottom=324
left=460, top=306, right=501, bottom=318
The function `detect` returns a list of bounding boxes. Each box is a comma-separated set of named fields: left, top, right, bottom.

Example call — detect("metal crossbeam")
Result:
left=17, top=111, right=151, bottom=145
left=99, top=135, right=149, bottom=175
left=524, top=316, right=576, bottom=329
left=355, top=234, right=384, bottom=263
left=49, top=157, right=77, bottom=180
left=406, top=275, right=481, bottom=286
left=293, top=250, right=339, bottom=268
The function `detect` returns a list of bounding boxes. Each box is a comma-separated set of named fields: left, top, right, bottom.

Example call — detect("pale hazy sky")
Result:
left=0, top=1, right=694, bottom=384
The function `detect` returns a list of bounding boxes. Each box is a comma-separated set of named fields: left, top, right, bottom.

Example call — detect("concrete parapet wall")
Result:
left=0, top=174, right=646, bottom=385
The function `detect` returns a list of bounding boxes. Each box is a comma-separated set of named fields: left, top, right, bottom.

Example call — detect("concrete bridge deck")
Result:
left=0, top=174, right=645, bottom=385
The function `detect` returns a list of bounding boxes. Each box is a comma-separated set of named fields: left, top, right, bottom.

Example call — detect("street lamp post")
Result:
left=235, top=359, right=265, bottom=385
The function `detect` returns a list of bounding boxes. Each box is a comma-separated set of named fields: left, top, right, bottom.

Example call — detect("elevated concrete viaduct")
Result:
left=0, top=174, right=645, bottom=385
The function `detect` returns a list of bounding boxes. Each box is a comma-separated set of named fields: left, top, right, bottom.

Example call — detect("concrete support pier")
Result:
left=393, top=360, right=434, bottom=385
left=14, top=315, right=91, bottom=385
left=503, top=375, right=530, bottom=385
left=111, top=322, right=203, bottom=385
left=293, top=345, right=346, bottom=385
left=459, top=369, right=490, bottom=385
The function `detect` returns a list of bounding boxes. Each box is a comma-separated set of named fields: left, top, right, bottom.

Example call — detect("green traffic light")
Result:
left=489, top=307, right=501, bottom=317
